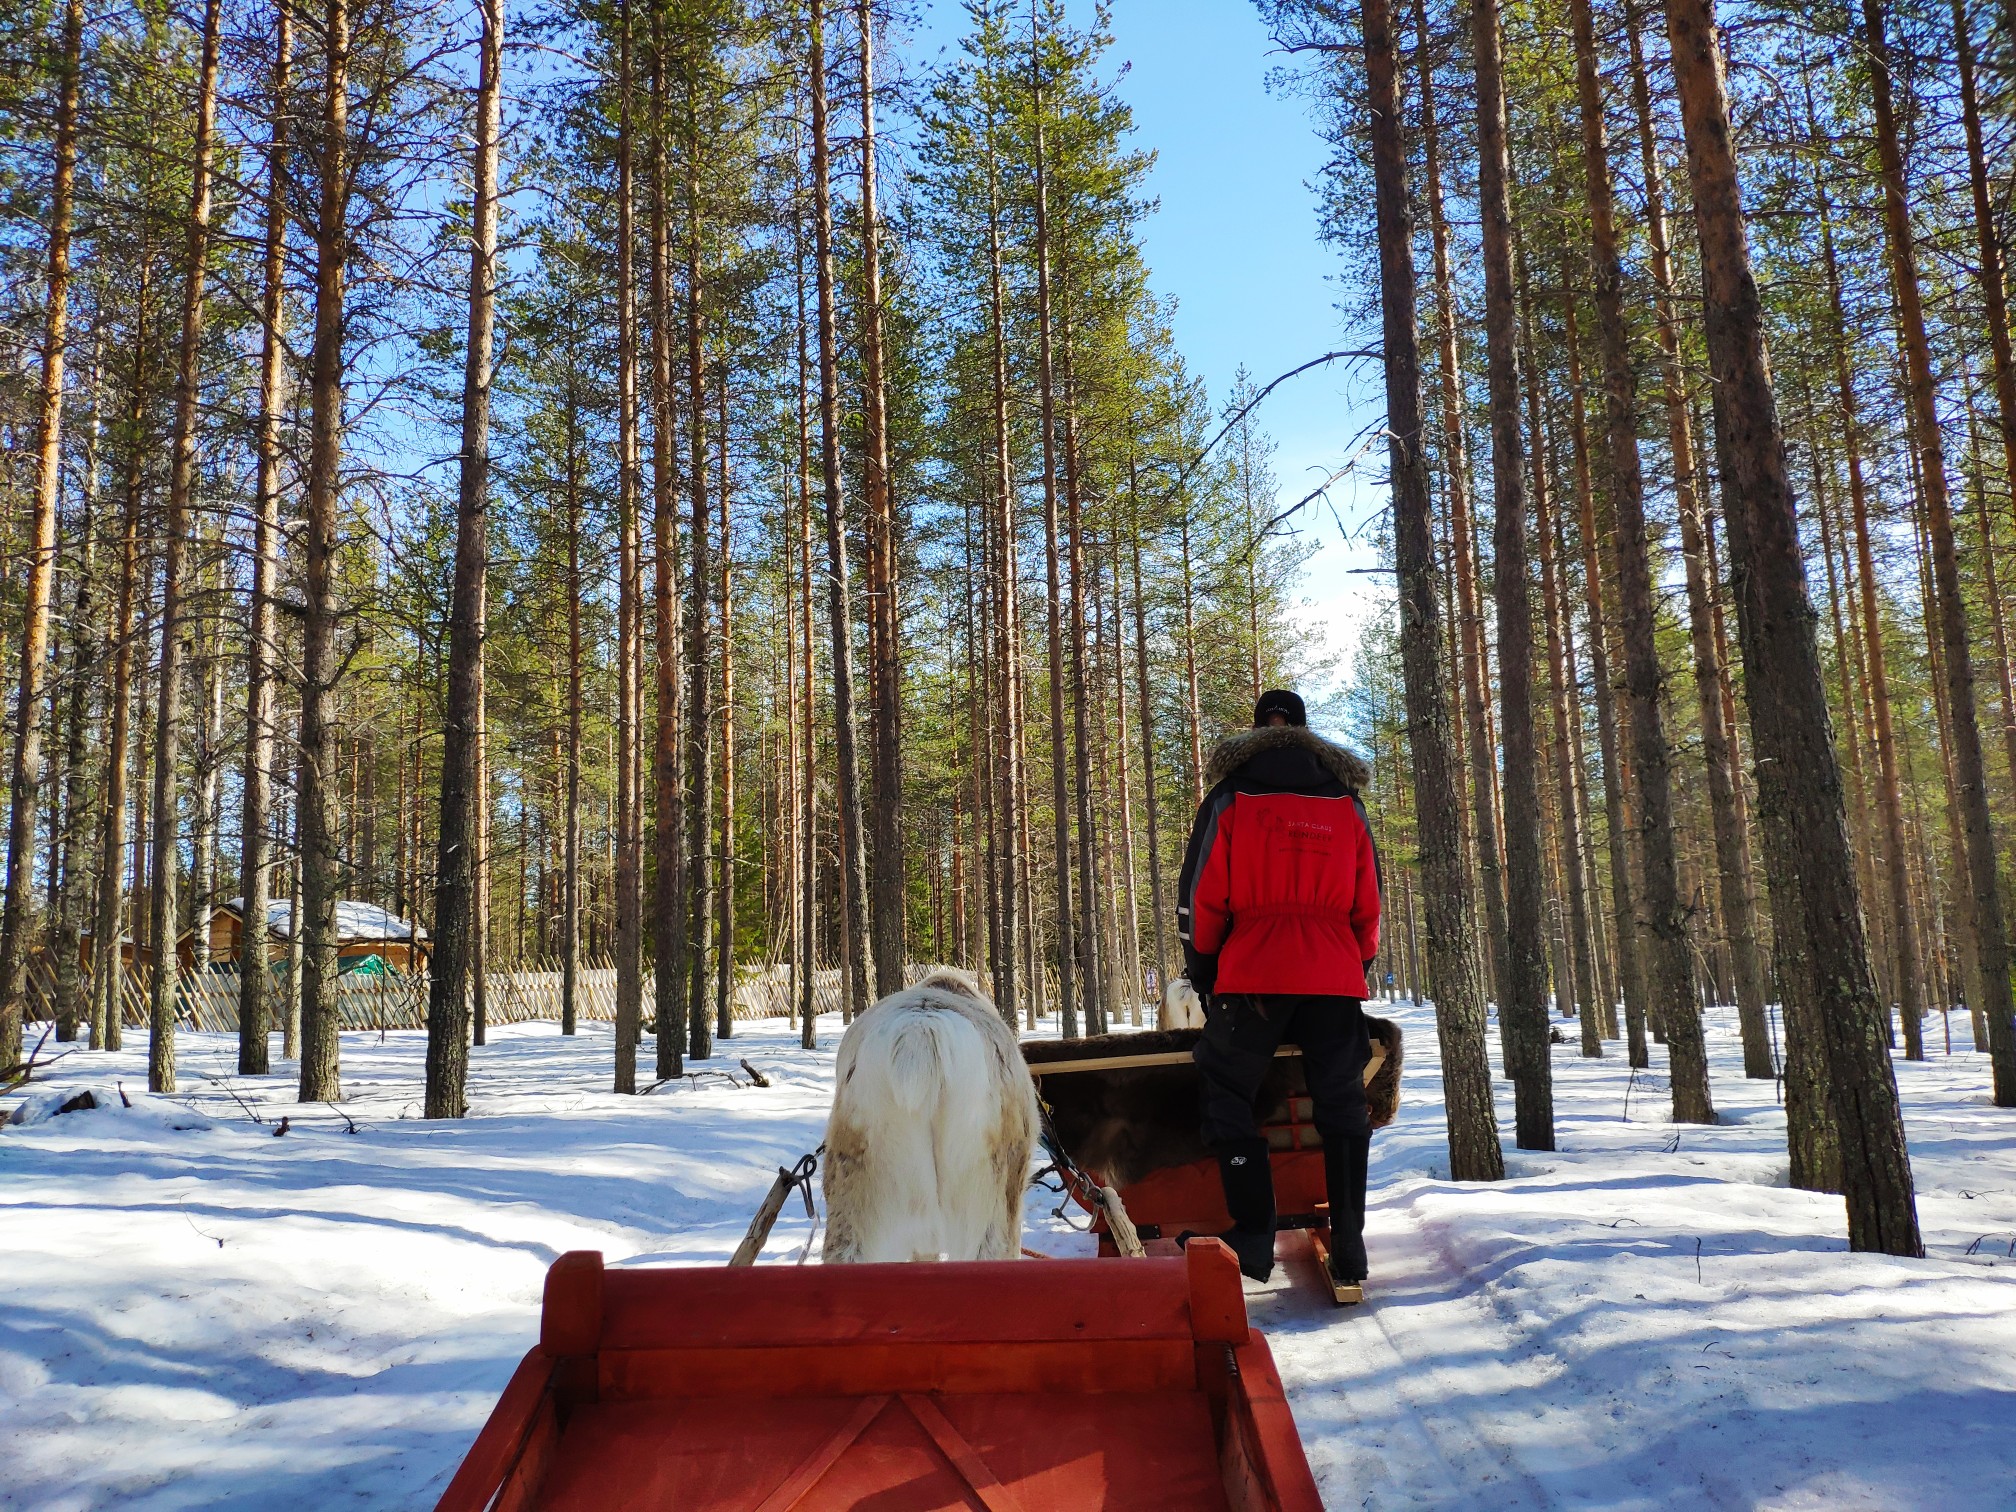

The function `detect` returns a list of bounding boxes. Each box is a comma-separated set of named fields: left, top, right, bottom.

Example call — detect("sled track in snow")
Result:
left=1252, top=1201, right=1560, bottom=1510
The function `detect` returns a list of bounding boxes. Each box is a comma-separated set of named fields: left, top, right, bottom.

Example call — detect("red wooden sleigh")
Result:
left=434, top=1239, right=1322, bottom=1511
left=1025, top=1025, right=1399, bottom=1304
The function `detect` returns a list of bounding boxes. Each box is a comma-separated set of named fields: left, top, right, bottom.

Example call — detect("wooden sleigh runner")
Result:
left=1024, top=1018, right=1403, bottom=1306
left=434, top=1242, right=1323, bottom=1511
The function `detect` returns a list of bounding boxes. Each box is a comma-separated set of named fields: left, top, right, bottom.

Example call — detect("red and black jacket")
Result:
left=1177, top=725, right=1381, bottom=999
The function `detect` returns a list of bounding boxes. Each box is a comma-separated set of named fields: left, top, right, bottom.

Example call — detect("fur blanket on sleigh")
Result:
left=1023, top=1017, right=1403, bottom=1191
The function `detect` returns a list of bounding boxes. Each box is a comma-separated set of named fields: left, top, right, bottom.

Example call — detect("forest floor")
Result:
left=3, top=996, right=2012, bottom=1510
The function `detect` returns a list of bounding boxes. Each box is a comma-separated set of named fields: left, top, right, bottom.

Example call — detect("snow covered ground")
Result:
left=3, top=1000, right=2012, bottom=1510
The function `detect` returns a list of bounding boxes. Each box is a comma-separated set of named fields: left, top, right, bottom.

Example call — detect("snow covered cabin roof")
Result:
left=219, top=899, right=427, bottom=943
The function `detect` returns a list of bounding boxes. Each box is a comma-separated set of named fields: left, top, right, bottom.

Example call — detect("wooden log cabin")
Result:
left=178, top=899, right=430, bottom=974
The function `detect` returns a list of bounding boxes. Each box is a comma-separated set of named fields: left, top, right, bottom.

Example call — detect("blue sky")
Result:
left=1097, top=0, right=1390, bottom=663
left=902, top=0, right=1392, bottom=674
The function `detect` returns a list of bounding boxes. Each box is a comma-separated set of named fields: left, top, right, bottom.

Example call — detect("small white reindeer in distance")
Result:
left=1162, top=973, right=1207, bottom=1031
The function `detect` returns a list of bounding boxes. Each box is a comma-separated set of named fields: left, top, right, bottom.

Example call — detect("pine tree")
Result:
left=0, top=0, right=82, bottom=1069
left=1660, top=0, right=1920, bottom=1255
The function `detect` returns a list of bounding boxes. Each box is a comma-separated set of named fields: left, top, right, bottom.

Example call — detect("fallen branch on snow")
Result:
left=203, top=1074, right=268, bottom=1126
left=1, top=1026, right=67, bottom=1095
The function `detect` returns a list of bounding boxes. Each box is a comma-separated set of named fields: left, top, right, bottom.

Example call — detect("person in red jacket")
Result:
left=1177, top=689, right=1380, bottom=1284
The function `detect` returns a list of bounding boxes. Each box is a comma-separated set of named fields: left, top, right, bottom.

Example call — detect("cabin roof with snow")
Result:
left=214, top=899, right=428, bottom=943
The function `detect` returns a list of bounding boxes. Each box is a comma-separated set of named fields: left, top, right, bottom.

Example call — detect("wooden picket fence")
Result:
left=21, top=957, right=855, bottom=1034
left=476, top=959, right=859, bottom=1027
left=23, top=956, right=1119, bottom=1034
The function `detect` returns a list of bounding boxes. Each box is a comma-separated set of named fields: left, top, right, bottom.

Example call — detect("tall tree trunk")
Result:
left=1030, top=24, right=1078, bottom=1039
left=782, top=513, right=800, bottom=1011
left=1471, top=0, right=1552, bottom=1148
left=715, top=371, right=735, bottom=1040
left=1562, top=290, right=1645, bottom=1060
left=1364, top=0, right=1503, bottom=1181
left=299, top=0, right=351, bottom=1104
left=1857, top=0, right=2014, bottom=1097
left=1523, top=278, right=1600, bottom=1055
left=51, top=352, right=101, bottom=1044
left=145, top=0, right=223, bottom=1095
left=1568, top=0, right=1711, bottom=1123
left=1108, top=537, right=1145, bottom=1021
left=807, top=0, right=872, bottom=1022
left=1954, top=0, right=2016, bottom=1102
left=1909, top=464, right=1978, bottom=1047
left=683, top=63, right=716, bottom=1062
left=970, top=502, right=999, bottom=995
left=1558, top=537, right=1617, bottom=1036
left=650, top=13, right=687, bottom=1077
left=191, top=611, right=224, bottom=968
left=286, top=769, right=303, bottom=1055
left=425, top=0, right=500, bottom=1117
left=1804, top=411, right=1887, bottom=1010
left=793, top=154, right=820, bottom=1048
left=1961, top=375, right=2016, bottom=797
left=1088, top=562, right=1123, bottom=1020
left=1810, top=146, right=1924, bottom=1075
left=240, top=0, right=289, bottom=1066
left=1625, top=0, right=1770, bottom=1078
left=1416, top=0, right=1509, bottom=1009
left=94, top=265, right=152, bottom=1056
left=474, top=657, right=490, bottom=1041
left=682, top=67, right=715, bottom=1063
left=1179, top=512, right=1204, bottom=809
left=857, top=0, right=904, bottom=998
left=972, top=535, right=999, bottom=993
left=359, top=731, right=376, bottom=907
left=1017, top=734, right=1042, bottom=1024
left=1129, top=467, right=1169, bottom=997
left=985, top=114, right=1022, bottom=1026
left=1, top=0, right=83, bottom=1066
left=395, top=736, right=409, bottom=920
left=613, top=0, right=643, bottom=1092
left=132, top=638, right=151, bottom=968
left=1663, top=0, right=1920, bottom=1252
left=1061, top=320, right=1103, bottom=1034
left=563, top=427, right=583, bottom=1035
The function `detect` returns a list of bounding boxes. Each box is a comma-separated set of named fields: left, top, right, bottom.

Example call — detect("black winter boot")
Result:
left=1214, top=1136, right=1278, bottom=1282
left=1322, top=1131, right=1371, bottom=1284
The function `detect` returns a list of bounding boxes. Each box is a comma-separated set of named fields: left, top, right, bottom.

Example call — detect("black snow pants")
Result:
left=1195, top=993, right=1371, bottom=1149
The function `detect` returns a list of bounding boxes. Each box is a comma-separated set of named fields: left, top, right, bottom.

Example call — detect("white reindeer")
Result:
left=1161, top=973, right=1207, bottom=1030
left=821, top=969, right=1039, bottom=1263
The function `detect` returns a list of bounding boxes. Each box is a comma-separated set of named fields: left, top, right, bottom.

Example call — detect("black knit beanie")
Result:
left=1253, top=689, right=1307, bottom=727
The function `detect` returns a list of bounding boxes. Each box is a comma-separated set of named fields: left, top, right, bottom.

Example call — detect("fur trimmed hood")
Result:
left=1205, top=724, right=1370, bottom=791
